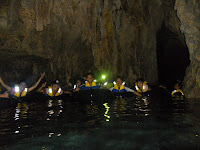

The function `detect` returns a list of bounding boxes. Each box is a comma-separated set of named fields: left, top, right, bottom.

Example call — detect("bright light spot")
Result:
left=103, top=103, right=110, bottom=121
left=48, top=110, right=54, bottom=115
left=48, top=100, right=53, bottom=107
left=49, top=133, right=54, bottom=137
left=104, top=82, right=108, bottom=86
left=57, top=133, right=61, bottom=136
left=58, top=88, right=61, bottom=93
left=15, top=131, right=19, bottom=134
left=135, top=86, right=139, bottom=91
left=49, top=88, right=53, bottom=93
left=94, top=79, right=97, bottom=82
left=15, top=86, right=20, bottom=92
left=122, top=82, right=125, bottom=85
left=24, top=88, right=28, bottom=92
left=102, top=75, right=106, bottom=79
left=73, top=85, right=76, bottom=89
left=113, top=81, right=116, bottom=85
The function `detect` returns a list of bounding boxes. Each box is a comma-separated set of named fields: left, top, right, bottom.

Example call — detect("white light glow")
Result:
left=15, top=86, right=20, bottom=92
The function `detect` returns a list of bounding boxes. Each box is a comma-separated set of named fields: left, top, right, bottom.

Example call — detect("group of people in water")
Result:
left=0, top=72, right=184, bottom=99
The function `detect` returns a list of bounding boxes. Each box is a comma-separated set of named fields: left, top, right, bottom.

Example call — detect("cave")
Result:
left=0, top=0, right=200, bottom=149
left=156, top=23, right=190, bottom=88
left=0, top=0, right=199, bottom=97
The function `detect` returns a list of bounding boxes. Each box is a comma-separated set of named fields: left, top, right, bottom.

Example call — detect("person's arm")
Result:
left=0, top=91, right=9, bottom=98
left=73, top=86, right=80, bottom=92
left=64, top=91, right=72, bottom=94
left=0, top=77, right=11, bottom=90
left=29, top=72, right=45, bottom=92
left=125, top=87, right=142, bottom=96
left=37, top=82, right=46, bottom=93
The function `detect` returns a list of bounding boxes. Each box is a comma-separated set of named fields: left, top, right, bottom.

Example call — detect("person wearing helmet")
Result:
left=171, top=80, right=184, bottom=97
left=0, top=72, right=45, bottom=98
left=135, top=78, right=150, bottom=94
left=78, top=73, right=101, bottom=91
left=109, top=77, right=142, bottom=96
left=37, top=80, right=64, bottom=97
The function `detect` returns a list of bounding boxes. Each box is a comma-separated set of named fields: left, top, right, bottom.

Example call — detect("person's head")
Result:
left=76, top=79, right=82, bottom=86
left=116, top=77, right=123, bottom=86
left=136, top=78, right=144, bottom=88
left=174, top=80, right=182, bottom=90
left=86, top=73, right=93, bottom=83
left=51, top=80, right=60, bottom=92
left=19, top=82, right=27, bottom=91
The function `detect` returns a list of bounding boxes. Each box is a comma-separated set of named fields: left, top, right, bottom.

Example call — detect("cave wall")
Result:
left=175, top=0, right=200, bottom=98
left=0, top=0, right=166, bottom=86
left=0, top=0, right=199, bottom=98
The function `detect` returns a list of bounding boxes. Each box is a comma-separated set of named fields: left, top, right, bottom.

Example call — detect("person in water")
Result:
left=109, top=77, right=142, bottom=96
left=171, top=80, right=184, bottom=97
left=62, top=75, right=73, bottom=92
left=0, top=72, right=45, bottom=98
left=73, top=79, right=82, bottom=92
left=77, top=73, right=101, bottom=91
left=37, top=80, right=70, bottom=96
left=134, top=78, right=151, bottom=94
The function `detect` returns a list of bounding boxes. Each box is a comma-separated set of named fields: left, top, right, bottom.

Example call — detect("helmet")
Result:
left=52, top=80, right=60, bottom=85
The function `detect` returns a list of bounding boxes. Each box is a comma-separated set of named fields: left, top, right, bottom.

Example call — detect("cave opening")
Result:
left=156, top=23, right=190, bottom=89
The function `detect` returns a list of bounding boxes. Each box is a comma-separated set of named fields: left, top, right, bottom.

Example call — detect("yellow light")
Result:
left=103, top=103, right=110, bottom=121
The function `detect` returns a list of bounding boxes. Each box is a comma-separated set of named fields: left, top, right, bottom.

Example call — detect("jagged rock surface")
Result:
left=0, top=0, right=199, bottom=98
left=175, top=0, right=200, bottom=98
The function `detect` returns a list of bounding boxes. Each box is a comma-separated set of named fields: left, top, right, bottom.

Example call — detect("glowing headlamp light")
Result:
left=49, top=88, right=53, bottom=93
left=58, top=88, right=61, bottom=93
left=15, top=86, right=20, bottom=92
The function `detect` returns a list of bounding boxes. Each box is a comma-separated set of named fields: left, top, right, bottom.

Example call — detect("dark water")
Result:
left=0, top=92, right=200, bottom=150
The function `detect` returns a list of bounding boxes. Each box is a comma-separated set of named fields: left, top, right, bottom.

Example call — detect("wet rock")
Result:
left=175, top=0, right=200, bottom=98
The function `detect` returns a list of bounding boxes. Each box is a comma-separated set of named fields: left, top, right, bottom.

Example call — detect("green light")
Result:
left=102, top=75, right=106, bottom=79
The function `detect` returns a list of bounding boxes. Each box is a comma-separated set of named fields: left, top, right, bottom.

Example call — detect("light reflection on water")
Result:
left=0, top=96, right=200, bottom=150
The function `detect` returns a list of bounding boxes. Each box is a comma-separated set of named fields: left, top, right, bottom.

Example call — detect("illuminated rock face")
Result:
left=175, top=0, right=200, bottom=98
left=0, top=0, right=199, bottom=97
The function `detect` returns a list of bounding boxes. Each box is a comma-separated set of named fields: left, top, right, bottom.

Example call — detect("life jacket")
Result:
left=47, top=86, right=62, bottom=97
left=10, top=85, right=28, bottom=97
left=112, top=84, right=126, bottom=92
left=135, top=81, right=148, bottom=93
left=85, top=81, right=97, bottom=87
left=171, top=89, right=184, bottom=96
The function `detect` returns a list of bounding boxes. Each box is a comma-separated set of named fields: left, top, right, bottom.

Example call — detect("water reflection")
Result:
left=47, top=99, right=63, bottom=121
left=103, top=103, right=110, bottom=122
left=0, top=96, right=200, bottom=150
left=114, top=98, right=127, bottom=118
left=14, top=102, right=29, bottom=121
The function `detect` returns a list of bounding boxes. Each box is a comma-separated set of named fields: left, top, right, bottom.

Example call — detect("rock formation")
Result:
left=0, top=0, right=199, bottom=97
